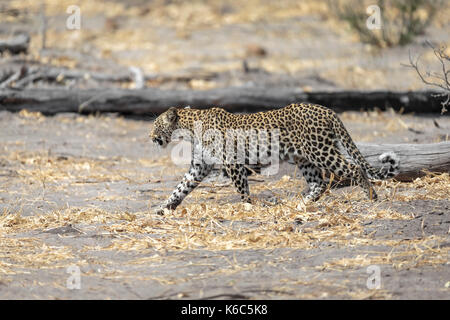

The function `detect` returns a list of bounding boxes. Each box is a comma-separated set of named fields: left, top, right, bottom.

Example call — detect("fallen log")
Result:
left=355, top=142, right=450, bottom=181
left=273, top=142, right=449, bottom=183
left=0, top=34, right=29, bottom=55
left=0, top=87, right=446, bottom=114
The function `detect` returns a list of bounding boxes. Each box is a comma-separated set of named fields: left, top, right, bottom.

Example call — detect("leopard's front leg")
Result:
left=224, top=163, right=251, bottom=203
left=155, top=161, right=213, bottom=215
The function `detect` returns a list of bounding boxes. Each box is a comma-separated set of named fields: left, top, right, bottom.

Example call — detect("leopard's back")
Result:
left=178, top=103, right=398, bottom=180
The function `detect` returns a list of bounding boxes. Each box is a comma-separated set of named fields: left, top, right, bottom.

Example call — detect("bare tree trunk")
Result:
left=0, top=87, right=445, bottom=114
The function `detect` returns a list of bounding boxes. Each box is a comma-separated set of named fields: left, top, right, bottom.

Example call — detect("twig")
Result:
left=404, top=42, right=450, bottom=114
left=0, top=66, right=26, bottom=88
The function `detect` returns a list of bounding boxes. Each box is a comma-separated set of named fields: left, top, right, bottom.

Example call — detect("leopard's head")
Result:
left=150, top=107, right=178, bottom=148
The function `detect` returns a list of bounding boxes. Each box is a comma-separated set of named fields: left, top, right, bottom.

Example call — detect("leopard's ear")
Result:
left=164, top=107, right=178, bottom=123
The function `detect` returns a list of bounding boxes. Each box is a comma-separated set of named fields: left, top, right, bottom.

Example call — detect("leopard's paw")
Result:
left=154, top=206, right=171, bottom=215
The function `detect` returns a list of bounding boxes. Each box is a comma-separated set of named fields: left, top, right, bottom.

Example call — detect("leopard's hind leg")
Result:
left=307, top=145, right=377, bottom=201
left=295, top=158, right=327, bottom=205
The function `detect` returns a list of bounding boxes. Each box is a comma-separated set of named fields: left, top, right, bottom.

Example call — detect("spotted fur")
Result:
left=150, top=104, right=399, bottom=214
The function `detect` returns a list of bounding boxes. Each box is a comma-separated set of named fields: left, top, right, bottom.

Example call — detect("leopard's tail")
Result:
left=330, top=112, right=399, bottom=180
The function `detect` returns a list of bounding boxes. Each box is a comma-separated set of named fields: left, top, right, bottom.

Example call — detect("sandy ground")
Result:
left=0, top=110, right=449, bottom=299
left=0, top=0, right=449, bottom=300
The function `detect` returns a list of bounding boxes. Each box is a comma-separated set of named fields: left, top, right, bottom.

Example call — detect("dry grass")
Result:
left=0, top=111, right=448, bottom=299
left=1, top=162, right=448, bottom=275
left=0, top=237, right=76, bottom=275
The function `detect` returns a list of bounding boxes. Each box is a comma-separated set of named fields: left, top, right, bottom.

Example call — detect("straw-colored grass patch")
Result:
left=0, top=237, right=77, bottom=275
left=317, top=235, right=449, bottom=271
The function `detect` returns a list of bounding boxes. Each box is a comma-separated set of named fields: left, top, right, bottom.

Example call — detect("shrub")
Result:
left=328, top=0, right=445, bottom=48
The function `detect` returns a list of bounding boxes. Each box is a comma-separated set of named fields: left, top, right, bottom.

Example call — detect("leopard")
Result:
left=150, top=103, right=399, bottom=215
